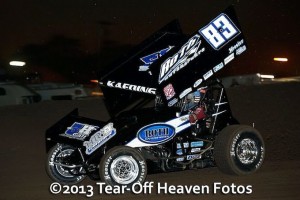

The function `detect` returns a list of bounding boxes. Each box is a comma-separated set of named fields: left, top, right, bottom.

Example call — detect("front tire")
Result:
left=99, top=146, right=147, bottom=187
left=46, top=144, right=86, bottom=184
left=214, top=125, right=265, bottom=175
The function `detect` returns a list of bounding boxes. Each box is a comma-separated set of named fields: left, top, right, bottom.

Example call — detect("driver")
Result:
left=183, top=88, right=206, bottom=111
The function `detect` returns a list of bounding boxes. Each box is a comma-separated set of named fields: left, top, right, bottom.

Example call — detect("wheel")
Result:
left=214, top=125, right=265, bottom=175
left=99, top=146, right=147, bottom=187
left=46, top=144, right=86, bottom=184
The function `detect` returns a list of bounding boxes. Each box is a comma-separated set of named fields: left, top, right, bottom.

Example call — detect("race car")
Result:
left=45, top=6, right=265, bottom=187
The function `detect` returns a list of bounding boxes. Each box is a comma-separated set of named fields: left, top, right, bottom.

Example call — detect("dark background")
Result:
left=0, top=0, right=299, bottom=82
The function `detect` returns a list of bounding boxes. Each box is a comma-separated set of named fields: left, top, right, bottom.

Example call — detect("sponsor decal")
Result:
left=176, top=142, right=189, bottom=148
left=176, top=149, right=187, bottom=155
left=191, top=148, right=201, bottom=153
left=139, top=46, right=173, bottom=72
left=213, top=62, right=224, bottom=73
left=224, top=53, right=235, bottom=65
left=229, top=39, right=244, bottom=54
left=137, top=123, right=176, bottom=144
left=180, top=116, right=189, bottom=122
left=193, top=78, right=203, bottom=88
left=163, top=83, right=176, bottom=100
left=236, top=45, right=247, bottom=55
left=168, top=98, right=178, bottom=107
left=199, top=14, right=241, bottom=50
left=179, top=87, right=193, bottom=99
left=83, top=123, right=116, bottom=155
left=106, top=80, right=156, bottom=95
left=203, top=70, right=213, bottom=80
left=187, top=154, right=202, bottom=160
left=159, top=34, right=205, bottom=83
left=191, top=141, right=204, bottom=147
left=126, top=114, right=191, bottom=147
left=61, top=122, right=98, bottom=140
left=176, top=157, right=184, bottom=162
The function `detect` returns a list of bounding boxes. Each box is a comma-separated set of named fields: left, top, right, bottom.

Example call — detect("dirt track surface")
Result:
left=1, top=82, right=300, bottom=200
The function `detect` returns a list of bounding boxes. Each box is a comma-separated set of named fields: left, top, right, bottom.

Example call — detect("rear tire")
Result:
left=99, top=146, right=147, bottom=187
left=46, top=144, right=86, bottom=184
left=214, top=125, right=265, bottom=175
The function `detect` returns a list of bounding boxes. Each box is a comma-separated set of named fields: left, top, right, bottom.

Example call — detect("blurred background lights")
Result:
left=9, top=61, right=26, bottom=66
left=274, top=57, right=288, bottom=62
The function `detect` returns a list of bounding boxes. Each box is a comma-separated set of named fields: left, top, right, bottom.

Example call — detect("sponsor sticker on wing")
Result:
left=61, top=122, right=99, bottom=140
left=83, top=123, right=116, bottom=155
left=199, top=14, right=241, bottom=50
left=163, top=84, right=176, bottom=100
left=158, top=34, right=205, bottom=83
left=139, top=46, right=173, bottom=72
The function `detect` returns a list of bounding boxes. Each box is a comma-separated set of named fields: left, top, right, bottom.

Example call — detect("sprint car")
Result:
left=45, top=6, right=265, bottom=187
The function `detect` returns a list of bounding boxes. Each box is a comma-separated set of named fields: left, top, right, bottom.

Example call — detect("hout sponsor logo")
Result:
left=158, top=34, right=205, bottom=84
left=199, top=14, right=240, bottom=50
left=139, top=46, right=173, bottom=72
left=106, top=80, right=156, bottom=95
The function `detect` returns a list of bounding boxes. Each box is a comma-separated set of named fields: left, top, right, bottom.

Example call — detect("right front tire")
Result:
left=214, top=125, right=265, bottom=175
left=99, top=146, right=147, bottom=187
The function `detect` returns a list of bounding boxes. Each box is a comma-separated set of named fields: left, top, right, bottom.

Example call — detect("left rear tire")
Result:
left=46, top=144, right=86, bottom=184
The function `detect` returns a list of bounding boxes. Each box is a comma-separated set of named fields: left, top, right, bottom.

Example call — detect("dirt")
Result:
left=0, top=82, right=299, bottom=200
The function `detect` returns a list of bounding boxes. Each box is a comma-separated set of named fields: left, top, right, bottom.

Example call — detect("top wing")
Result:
left=151, top=6, right=247, bottom=106
left=98, top=20, right=185, bottom=116
left=99, top=20, right=185, bottom=94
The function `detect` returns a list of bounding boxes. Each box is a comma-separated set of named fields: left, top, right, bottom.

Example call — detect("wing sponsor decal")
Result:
left=168, top=98, right=178, bottom=107
left=199, top=13, right=241, bottom=50
left=158, top=34, right=205, bottom=84
left=224, top=53, right=235, bottom=65
left=179, top=87, right=192, bottom=99
left=163, top=83, right=176, bottom=100
left=203, top=70, right=213, bottom=80
left=139, top=46, right=173, bottom=72
left=193, top=78, right=203, bottom=88
left=137, top=123, right=176, bottom=144
left=83, top=123, right=116, bottom=155
left=213, top=62, right=224, bottom=73
left=61, top=122, right=99, bottom=140
left=229, top=39, right=244, bottom=54
left=106, top=80, right=156, bottom=95
left=236, top=45, right=247, bottom=55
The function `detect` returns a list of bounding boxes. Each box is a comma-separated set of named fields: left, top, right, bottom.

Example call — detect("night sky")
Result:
left=1, top=0, right=299, bottom=78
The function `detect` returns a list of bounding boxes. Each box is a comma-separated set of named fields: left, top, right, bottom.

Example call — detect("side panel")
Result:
left=126, top=114, right=190, bottom=148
